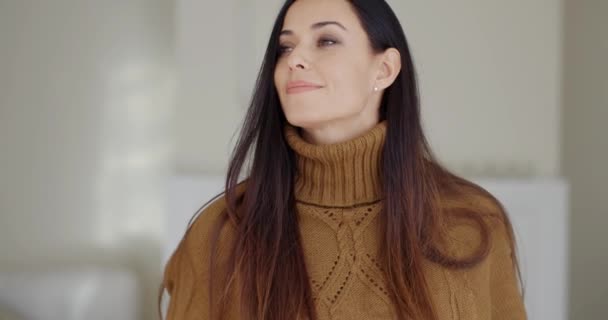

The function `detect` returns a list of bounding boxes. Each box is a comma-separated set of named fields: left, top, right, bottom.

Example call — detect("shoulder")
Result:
left=435, top=179, right=525, bottom=317
left=163, top=180, right=247, bottom=292
left=177, top=179, right=247, bottom=255
left=436, top=178, right=514, bottom=260
left=439, top=177, right=508, bottom=227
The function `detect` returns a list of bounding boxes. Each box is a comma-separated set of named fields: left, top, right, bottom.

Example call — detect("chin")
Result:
left=284, top=111, right=330, bottom=129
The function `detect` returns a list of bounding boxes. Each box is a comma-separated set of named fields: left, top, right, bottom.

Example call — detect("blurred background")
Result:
left=0, top=0, right=605, bottom=319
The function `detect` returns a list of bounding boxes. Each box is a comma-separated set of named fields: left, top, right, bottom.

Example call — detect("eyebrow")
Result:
left=279, top=21, right=347, bottom=36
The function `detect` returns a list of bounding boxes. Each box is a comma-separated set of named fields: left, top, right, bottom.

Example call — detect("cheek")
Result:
left=328, top=52, right=370, bottom=88
left=327, top=61, right=371, bottom=105
left=273, top=66, right=284, bottom=92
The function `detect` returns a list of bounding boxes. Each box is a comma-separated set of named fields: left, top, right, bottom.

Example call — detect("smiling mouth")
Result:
left=287, top=86, right=323, bottom=94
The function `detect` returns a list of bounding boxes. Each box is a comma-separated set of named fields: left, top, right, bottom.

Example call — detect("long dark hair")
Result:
left=160, top=1, right=524, bottom=319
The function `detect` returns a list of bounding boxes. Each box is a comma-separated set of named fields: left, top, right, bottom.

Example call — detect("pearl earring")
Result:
left=374, top=86, right=378, bottom=92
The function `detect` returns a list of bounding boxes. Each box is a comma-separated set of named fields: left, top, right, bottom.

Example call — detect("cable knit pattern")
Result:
left=162, top=120, right=527, bottom=320
left=296, top=201, right=393, bottom=318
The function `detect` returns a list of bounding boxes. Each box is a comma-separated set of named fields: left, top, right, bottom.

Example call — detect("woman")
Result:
left=160, top=0, right=527, bottom=319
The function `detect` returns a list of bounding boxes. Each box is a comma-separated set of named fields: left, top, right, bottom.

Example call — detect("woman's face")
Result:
left=273, top=0, right=384, bottom=130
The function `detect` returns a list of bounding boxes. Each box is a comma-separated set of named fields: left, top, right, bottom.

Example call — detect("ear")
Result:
left=374, top=48, right=401, bottom=90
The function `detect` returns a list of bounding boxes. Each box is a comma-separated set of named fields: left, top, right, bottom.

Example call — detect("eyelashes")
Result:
left=278, top=37, right=339, bottom=56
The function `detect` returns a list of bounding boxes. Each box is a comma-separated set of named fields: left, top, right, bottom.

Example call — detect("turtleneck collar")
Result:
left=284, top=120, right=387, bottom=207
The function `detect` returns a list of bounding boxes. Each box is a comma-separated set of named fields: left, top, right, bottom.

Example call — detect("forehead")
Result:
left=282, top=0, right=358, bottom=31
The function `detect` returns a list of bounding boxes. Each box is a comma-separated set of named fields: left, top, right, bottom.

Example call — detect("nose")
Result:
left=287, top=48, right=310, bottom=70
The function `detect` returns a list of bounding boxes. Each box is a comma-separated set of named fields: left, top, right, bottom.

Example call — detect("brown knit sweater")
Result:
left=163, top=120, right=527, bottom=319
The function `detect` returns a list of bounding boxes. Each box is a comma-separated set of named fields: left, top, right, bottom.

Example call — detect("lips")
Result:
left=287, top=80, right=323, bottom=94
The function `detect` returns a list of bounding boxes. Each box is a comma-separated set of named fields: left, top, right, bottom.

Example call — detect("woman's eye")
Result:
left=277, top=38, right=338, bottom=56
left=278, top=45, right=291, bottom=55
left=319, top=38, right=337, bottom=46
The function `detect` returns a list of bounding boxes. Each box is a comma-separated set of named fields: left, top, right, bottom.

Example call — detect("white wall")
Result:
left=175, top=0, right=248, bottom=174
left=0, top=2, right=175, bottom=319
left=390, top=0, right=562, bottom=177
left=1, top=0, right=583, bottom=319
left=176, top=0, right=562, bottom=178
left=562, top=1, right=608, bottom=319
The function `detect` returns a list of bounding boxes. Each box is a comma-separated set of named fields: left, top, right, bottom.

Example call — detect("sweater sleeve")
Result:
left=488, top=215, right=527, bottom=320
left=163, top=237, right=210, bottom=319
left=162, top=191, right=242, bottom=320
